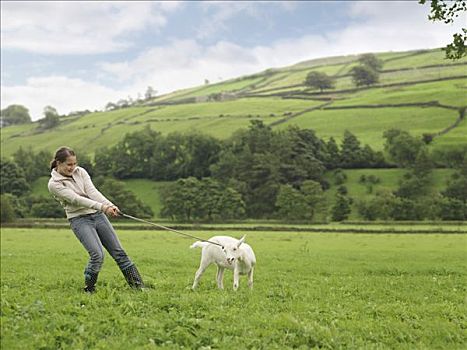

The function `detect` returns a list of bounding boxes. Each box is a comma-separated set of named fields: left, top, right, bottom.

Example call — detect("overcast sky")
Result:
left=1, top=1, right=465, bottom=121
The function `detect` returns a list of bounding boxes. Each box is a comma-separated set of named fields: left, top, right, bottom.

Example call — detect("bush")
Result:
left=276, top=184, right=310, bottom=220
left=438, top=198, right=466, bottom=220
left=161, top=177, right=245, bottom=221
left=0, top=194, right=16, bottom=223
left=30, top=196, right=65, bottom=218
left=389, top=198, right=426, bottom=221
left=356, top=190, right=396, bottom=221
left=331, top=194, right=352, bottom=222
left=333, top=169, right=347, bottom=185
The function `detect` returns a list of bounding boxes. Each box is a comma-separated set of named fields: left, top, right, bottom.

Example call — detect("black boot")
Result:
left=84, top=270, right=99, bottom=293
left=121, top=264, right=145, bottom=290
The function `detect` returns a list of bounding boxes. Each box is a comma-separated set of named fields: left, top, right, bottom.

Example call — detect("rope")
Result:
left=118, top=212, right=224, bottom=247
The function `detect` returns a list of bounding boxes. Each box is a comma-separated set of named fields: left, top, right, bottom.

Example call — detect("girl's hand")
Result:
left=103, top=205, right=120, bottom=217
left=107, top=206, right=120, bottom=217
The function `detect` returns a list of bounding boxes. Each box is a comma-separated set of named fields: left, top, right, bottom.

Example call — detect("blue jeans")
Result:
left=69, top=212, right=133, bottom=274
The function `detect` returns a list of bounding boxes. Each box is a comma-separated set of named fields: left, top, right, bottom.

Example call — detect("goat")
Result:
left=190, top=235, right=256, bottom=291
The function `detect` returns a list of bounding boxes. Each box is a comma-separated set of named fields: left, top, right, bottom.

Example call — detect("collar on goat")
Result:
left=119, top=212, right=224, bottom=248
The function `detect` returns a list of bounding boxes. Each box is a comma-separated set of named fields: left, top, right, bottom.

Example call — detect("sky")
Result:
left=1, top=1, right=465, bottom=121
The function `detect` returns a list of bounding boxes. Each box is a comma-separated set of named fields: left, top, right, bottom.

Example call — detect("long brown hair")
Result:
left=50, top=146, right=76, bottom=171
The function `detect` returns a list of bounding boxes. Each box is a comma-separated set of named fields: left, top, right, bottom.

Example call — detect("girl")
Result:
left=48, top=146, right=144, bottom=292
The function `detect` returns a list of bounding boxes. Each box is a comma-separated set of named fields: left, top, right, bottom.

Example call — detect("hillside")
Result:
left=1, top=48, right=466, bottom=157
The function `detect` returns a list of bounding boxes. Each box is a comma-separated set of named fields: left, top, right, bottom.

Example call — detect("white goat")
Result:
left=190, top=235, right=256, bottom=291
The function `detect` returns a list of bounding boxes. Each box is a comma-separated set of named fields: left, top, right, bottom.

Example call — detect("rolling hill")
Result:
left=1, top=48, right=466, bottom=158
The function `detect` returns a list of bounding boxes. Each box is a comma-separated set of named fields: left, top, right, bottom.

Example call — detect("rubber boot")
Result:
left=84, top=270, right=99, bottom=293
left=121, top=264, right=145, bottom=290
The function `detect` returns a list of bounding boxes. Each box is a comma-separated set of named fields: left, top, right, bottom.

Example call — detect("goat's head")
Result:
left=221, top=235, right=246, bottom=265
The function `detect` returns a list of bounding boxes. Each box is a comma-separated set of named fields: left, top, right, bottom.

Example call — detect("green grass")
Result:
left=1, top=228, right=466, bottom=349
left=432, top=117, right=467, bottom=151
left=379, top=65, right=467, bottom=84
left=332, top=78, right=467, bottom=108
left=278, top=106, right=460, bottom=151
left=124, top=179, right=166, bottom=218
left=30, top=177, right=50, bottom=197
left=383, top=49, right=467, bottom=70
left=1, top=98, right=314, bottom=157
left=173, top=76, right=265, bottom=99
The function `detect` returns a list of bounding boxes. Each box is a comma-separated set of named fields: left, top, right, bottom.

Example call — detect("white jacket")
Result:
left=48, top=166, right=114, bottom=219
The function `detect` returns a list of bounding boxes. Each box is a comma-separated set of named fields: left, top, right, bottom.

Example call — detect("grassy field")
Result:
left=277, top=106, right=459, bottom=151
left=1, top=228, right=465, bottom=349
left=331, top=79, right=467, bottom=107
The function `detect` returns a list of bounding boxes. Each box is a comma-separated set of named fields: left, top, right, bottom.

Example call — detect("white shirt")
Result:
left=48, top=166, right=114, bottom=219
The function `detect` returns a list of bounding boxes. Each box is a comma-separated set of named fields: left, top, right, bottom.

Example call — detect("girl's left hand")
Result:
left=105, top=206, right=120, bottom=217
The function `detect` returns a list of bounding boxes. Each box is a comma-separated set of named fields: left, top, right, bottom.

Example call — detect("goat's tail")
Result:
left=190, top=241, right=209, bottom=249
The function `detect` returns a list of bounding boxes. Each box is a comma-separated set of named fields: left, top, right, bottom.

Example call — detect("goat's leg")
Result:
left=216, top=266, right=225, bottom=290
left=247, top=267, right=254, bottom=290
left=233, top=268, right=240, bottom=291
left=192, top=260, right=209, bottom=289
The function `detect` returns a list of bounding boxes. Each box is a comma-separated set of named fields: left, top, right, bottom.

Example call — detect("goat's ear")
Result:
left=237, top=235, right=246, bottom=247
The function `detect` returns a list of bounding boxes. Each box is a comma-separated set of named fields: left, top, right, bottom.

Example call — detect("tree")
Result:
left=93, top=147, right=115, bottom=177
left=419, top=0, right=467, bottom=59
left=75, top=152, right=94, bottom=177
left=356, top=190, right=396, bottom=221
left=39, top=105, right=60, bottom=129
left=331, top=193, right=352, bottom=221
left=13, top=147, right=51, bottom=182
left=160, top=177, right=201, bottom=221
left=333, top=169, right=347, bottom=185
left=383, top=129, right=425, bottom=167
left=105, top=102, right=117, bottom=111
left=443, top=157, right=467, bottom=202
left=175, top=132, right=221, bottom=179
left=150, top=132, right=221, bottom=181
left=304, top=71, right=335, bottom=92
left=395, top=172, right=432, bottom=199
left=0, top=159, right=31, bottom=196
left=358, top=53, right=383, bottom=71
left=0, top=104, right=31, bottom=126
left=276, top=184, right=310, bottom=220
left=324, top=137, right=340, bottom=169
left=0, top=194, right=16, bottom=222
left=412, top=147, right=434, bottom=178
left=389, top=197, right=424, bottom=220
left=29, top=196, right=64, bottom=218
left=145, top=86, right=157, bottom=100
left=216, top=187, right=245, bottom=220
left=301, top=180, right=326, bottom=220
left=350, top=65, right=379, bottom=87
left=111, top=128, right=162, bottom=179
left=340, top=130, right=365, bottom=168
left=438, top=197, right=466, bottom=220
left=195, top=178, right=245, bottom=220
left=160, top=177, right=244, bottom=221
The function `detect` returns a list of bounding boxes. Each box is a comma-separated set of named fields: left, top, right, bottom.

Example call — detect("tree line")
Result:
left=1, top=121, right=466, bottom=222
